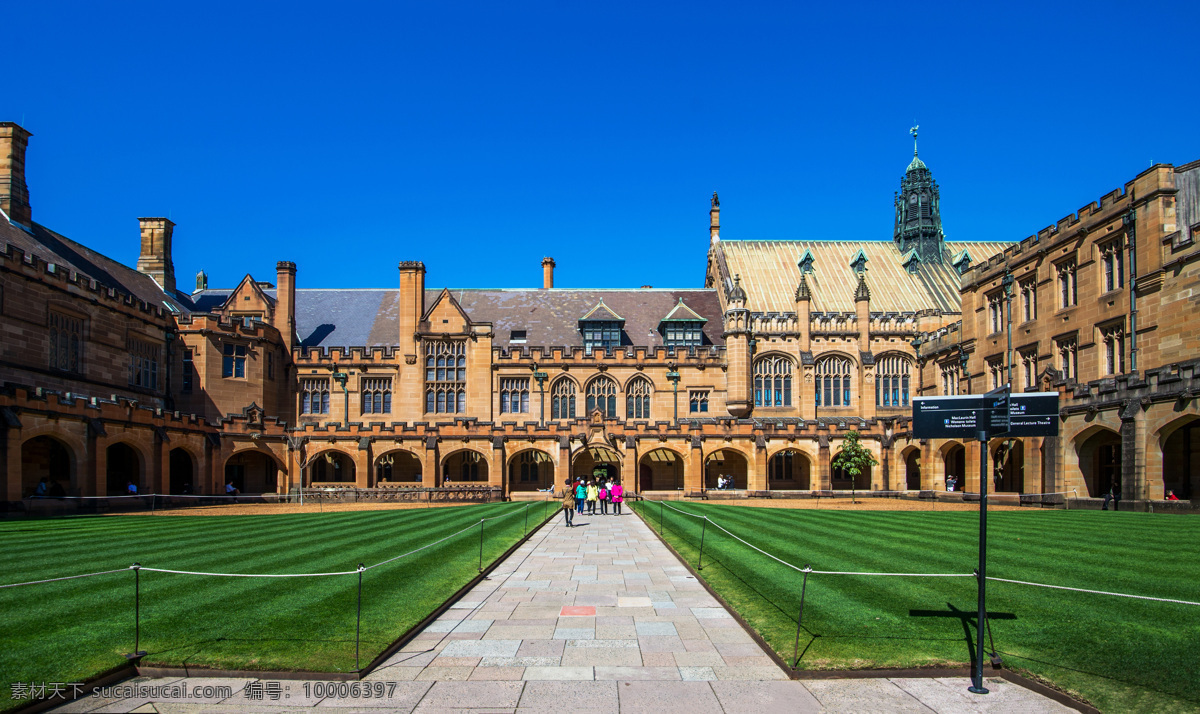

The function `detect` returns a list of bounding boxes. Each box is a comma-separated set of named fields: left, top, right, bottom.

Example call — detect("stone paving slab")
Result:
left=48, top=512, right=1075, bottom=713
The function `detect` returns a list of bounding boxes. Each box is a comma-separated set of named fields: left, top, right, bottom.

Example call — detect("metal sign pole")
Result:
left=969, top=428, right=989, bottom=695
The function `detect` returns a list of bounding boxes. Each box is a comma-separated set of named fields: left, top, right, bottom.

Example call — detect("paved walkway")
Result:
left=51, top=508, right=1075, bottom=712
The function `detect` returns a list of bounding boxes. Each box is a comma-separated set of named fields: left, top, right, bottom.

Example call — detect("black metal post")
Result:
left=355, top=564, right=364, bottom=671
left=792, top=565, right=811, bottom=668
left=969, top=432, right=990, bottom=695
left=524, top=503, right=529, bottom=536
left=698, top=517, right=708, bottom=570
left=659, top=500, right=664, bottom=534
left=478, top=519, right=485, bottom=572
left=126, top=563, right=146, bottom=659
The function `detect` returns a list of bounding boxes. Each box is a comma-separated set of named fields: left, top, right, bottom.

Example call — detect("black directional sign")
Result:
left=912, top=392, right=1059, bottom=439
left=985, top=386, right=1010, bottom=437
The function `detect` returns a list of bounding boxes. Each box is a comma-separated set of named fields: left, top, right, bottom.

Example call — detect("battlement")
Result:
left=490, top=344, right=726, bottom=365
left=1, top=381, right=214, bottom=427
left=1, top=241, right=173, bottom=321
left=293, top=345, right=401, bottom=363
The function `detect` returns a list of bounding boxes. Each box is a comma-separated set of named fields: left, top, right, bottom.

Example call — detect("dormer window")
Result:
left=579, top=299, right=625, bottom=352
left=660, top=297, right=707, bottom=347
left=510, top=330, right=527, bottom=344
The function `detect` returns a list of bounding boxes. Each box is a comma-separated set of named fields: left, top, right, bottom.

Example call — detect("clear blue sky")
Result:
left=8, top=1, right=1199, bottom=293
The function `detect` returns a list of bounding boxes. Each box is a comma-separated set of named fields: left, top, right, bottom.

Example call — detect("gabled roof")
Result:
left=579, top=299, right=624, bottom=322
left=661, top=298, right=707, bottom=324
left=222, top=274, right=276, bottom=311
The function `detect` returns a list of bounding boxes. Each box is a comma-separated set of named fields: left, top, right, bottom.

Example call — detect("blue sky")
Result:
left=7, top=1, right=1199, bottom=293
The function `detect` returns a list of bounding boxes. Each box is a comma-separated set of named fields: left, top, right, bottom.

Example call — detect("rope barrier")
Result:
left=0, top=567, right=132, bottom=589
left=361, top=520, right=486, bottom=571
left=23, top=493, right=288, bottom=500
left=986, top=577, right=1200, bottom=606
left=645, top=498, right=1196, bottom=607
left=138, top=566, right=359, bottom=578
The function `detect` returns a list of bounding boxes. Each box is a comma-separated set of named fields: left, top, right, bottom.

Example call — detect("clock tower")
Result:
left=893, top=127, right=945, bottom=263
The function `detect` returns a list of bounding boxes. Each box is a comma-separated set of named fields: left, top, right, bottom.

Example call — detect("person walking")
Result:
left=586, top=480, right=599, bottom=515
left=1103, top=480, right=1121, bottom=511
left=611, top=479, right=624, bottom=515
left=598, top=481, right=609, bottom=515
left=561, top=478, right=575, bottom=527
left=575, top=479, right=587, bottom=515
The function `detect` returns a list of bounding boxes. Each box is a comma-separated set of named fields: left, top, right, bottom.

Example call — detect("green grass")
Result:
left=631, top=501, right=1200, bottom=713
left=0, top=501, right=556, bottom=709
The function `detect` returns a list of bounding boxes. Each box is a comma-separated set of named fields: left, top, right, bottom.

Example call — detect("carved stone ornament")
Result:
left=405, top=354, right=417, bottom=365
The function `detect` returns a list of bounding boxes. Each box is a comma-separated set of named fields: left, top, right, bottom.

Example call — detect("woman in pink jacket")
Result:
left=610, top=479, right=624, bottom=515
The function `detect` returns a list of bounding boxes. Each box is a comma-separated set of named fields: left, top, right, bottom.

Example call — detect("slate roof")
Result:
left=1, top=219, right=183, bottom=311
left=717, top=239, right=1010, bottom=314
left=188, top=287, right=724, bottom=350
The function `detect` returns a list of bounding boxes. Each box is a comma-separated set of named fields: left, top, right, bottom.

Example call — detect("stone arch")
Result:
left=831, top=449, right=871, bottom=490
left=572, top=444, right=622, bottom=483
left=992, top=439, right=1024, bottom=493
left=167, top=447, right=199, bottom=495
left=705, top=448, right=748, bottom=489
left=1074, top=426, right=1122, bottom=498
left=374, top=447, right=424, bottom=486
left=224, top=448, right=284, bottom=493
left=20, top=435, right=76, bottom=498
left=306, top=448, right=356, bottom=486
left=105, top=441, right=145, bottom=495
left=508, top=448, right=555, bottom=492
left=767, top=448, right=810, bottom=490
left=1158, top=416, right=1199, bottom=500
left=900, top=445, right=921, bottom=490
left=441, top=448, right=489, bottom=485
left=939, top=441, right=966, bottom=492
left=639, top=447, right=684, bottom=491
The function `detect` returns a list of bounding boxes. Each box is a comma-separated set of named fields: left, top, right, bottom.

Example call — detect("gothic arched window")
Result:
left=425, top=341, right=466, bottom=414
left=875, top=355, right=911, bottom=408
left=815, top=356, right=852, bottom=407
left=626, top=377, right=652, bottom=420
left=586, top=376, right=618, bottom=417
left=754, top=355, right=793, bottom=407
left=551, top=378, right=576, bottom=420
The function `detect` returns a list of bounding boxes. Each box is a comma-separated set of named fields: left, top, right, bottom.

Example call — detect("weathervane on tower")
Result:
left=910, top=124, right=919, bottom=156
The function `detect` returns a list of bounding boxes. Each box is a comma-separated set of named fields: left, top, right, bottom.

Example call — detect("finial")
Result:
left=711, top=191, right=720, bottom=208
left=910, top=124, right=919, bottom=156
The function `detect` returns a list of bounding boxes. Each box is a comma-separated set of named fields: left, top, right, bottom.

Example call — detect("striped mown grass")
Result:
left=631, top=501, right=1200, bottom=713
left=0, top=500, right=555, bottom=710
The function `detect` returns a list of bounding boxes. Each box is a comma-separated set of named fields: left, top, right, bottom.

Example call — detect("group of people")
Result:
left=714, top=474, right=737, bottom=490
left=560, top=476, right=624, bottom=527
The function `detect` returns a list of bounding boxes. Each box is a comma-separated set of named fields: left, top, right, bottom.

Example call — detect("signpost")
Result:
left=912, top=387, right=1058, bottom=695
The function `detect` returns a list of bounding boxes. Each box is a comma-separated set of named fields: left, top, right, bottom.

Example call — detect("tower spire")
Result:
left=910, top=124, right=919, bottom=157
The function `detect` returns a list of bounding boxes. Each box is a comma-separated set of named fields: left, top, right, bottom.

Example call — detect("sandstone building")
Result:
left=2, top=120, right=1196, bottom=507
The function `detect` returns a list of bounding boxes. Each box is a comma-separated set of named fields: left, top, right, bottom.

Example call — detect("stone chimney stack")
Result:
left=398, top=261, right=427, bottom=362
left=0, top=122, right=33, bottom=228
left=541, top=257, right=555, bottom=289
left=137, top=217, right=176, bottom=293
left=274, top=261, right=297, bottom=350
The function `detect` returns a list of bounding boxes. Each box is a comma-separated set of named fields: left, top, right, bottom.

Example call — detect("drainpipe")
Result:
left=333, top=371, right=349, bottom=428
left=1124, top=200, right=1138, bottom=374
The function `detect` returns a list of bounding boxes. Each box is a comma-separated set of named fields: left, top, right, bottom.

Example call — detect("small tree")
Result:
left=832, top=430, right=879, bottom=504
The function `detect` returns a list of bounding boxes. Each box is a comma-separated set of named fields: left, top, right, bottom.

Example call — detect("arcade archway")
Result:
left=508, top=449, right=554, bottom=492
left=308, top=450, right=355, bottom=486
left=705, top=449, right=747, bottom=490
left=106, top=443, right=143, bottom=495
left=375, top=450, right=423, bottom=486
left=639, top=448, right=684, bottom=491
left=992, top=439, right=1024, bottom=493
left=21, top=436, right=74, bottom=497
left=1076, top=429, right=1121, bottom=498
left=226, top=451, right=281, bottom=493
left=767, top=449, right=810, bottom=490
left=831, top=451, right=871, bottom=490
left=168, top=448, right=196, bottom=494
left=1162, top=418, right=1199, bottom=500
left=443, top=450, right=488, bottom=485
left=903, top=448, right=921, bottom=490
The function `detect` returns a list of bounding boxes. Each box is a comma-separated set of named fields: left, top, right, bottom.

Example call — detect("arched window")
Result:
left=815, top=357, right=852, bottom=407
left=626, top=377, right=652, bottom=420
left=551, top=378, right=576, bottom=420
left=753, top=355, right=793, bottom=407
left=586, top=376, right=618, bottom=417
left=425, top=341, right=466, bottom=413
left=875, top=355, right=911, bottom=408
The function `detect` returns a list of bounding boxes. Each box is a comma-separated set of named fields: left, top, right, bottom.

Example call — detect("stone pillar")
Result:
left=751, top=440, right=768, bottom=491
left=622, top=440, right=638, bottom=494
left=355, top=444, right=371, bottom=488
left=556, top=437, right=571, bottom=491
left=423, top=436, right=439, bottom=487
left=3, top=426, right=20, bottom=501
left=686, top=437, right=704, bottom=492
left=492, top=438, right=506, bottom=490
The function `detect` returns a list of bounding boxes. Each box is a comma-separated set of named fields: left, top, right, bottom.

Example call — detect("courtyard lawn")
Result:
left=0, top=501, right=555, bottom=710
left=631, top=501, right=1200, bottom=714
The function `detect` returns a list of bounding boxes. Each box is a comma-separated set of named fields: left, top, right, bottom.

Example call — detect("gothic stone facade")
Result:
left=2, top=120, right=1197, bottom=506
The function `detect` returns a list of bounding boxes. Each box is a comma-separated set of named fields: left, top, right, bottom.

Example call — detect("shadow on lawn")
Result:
left=996, top=649, right=1199, bottom=704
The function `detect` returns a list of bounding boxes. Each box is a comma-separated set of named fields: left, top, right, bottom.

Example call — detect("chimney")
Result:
left=398, top=261, right=426, bottom=362
left=137, top=217, right=176, bottom=293
left=709, top=191, right=720, bottom=241
left=0, top=122, right=33, bottom=227
left=275, top=261, right=297, bottom=350
left=541, top=257, right=555, bottom=289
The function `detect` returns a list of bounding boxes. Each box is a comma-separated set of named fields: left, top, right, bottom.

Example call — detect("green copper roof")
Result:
left=907, top=153, right=928, bottom=172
